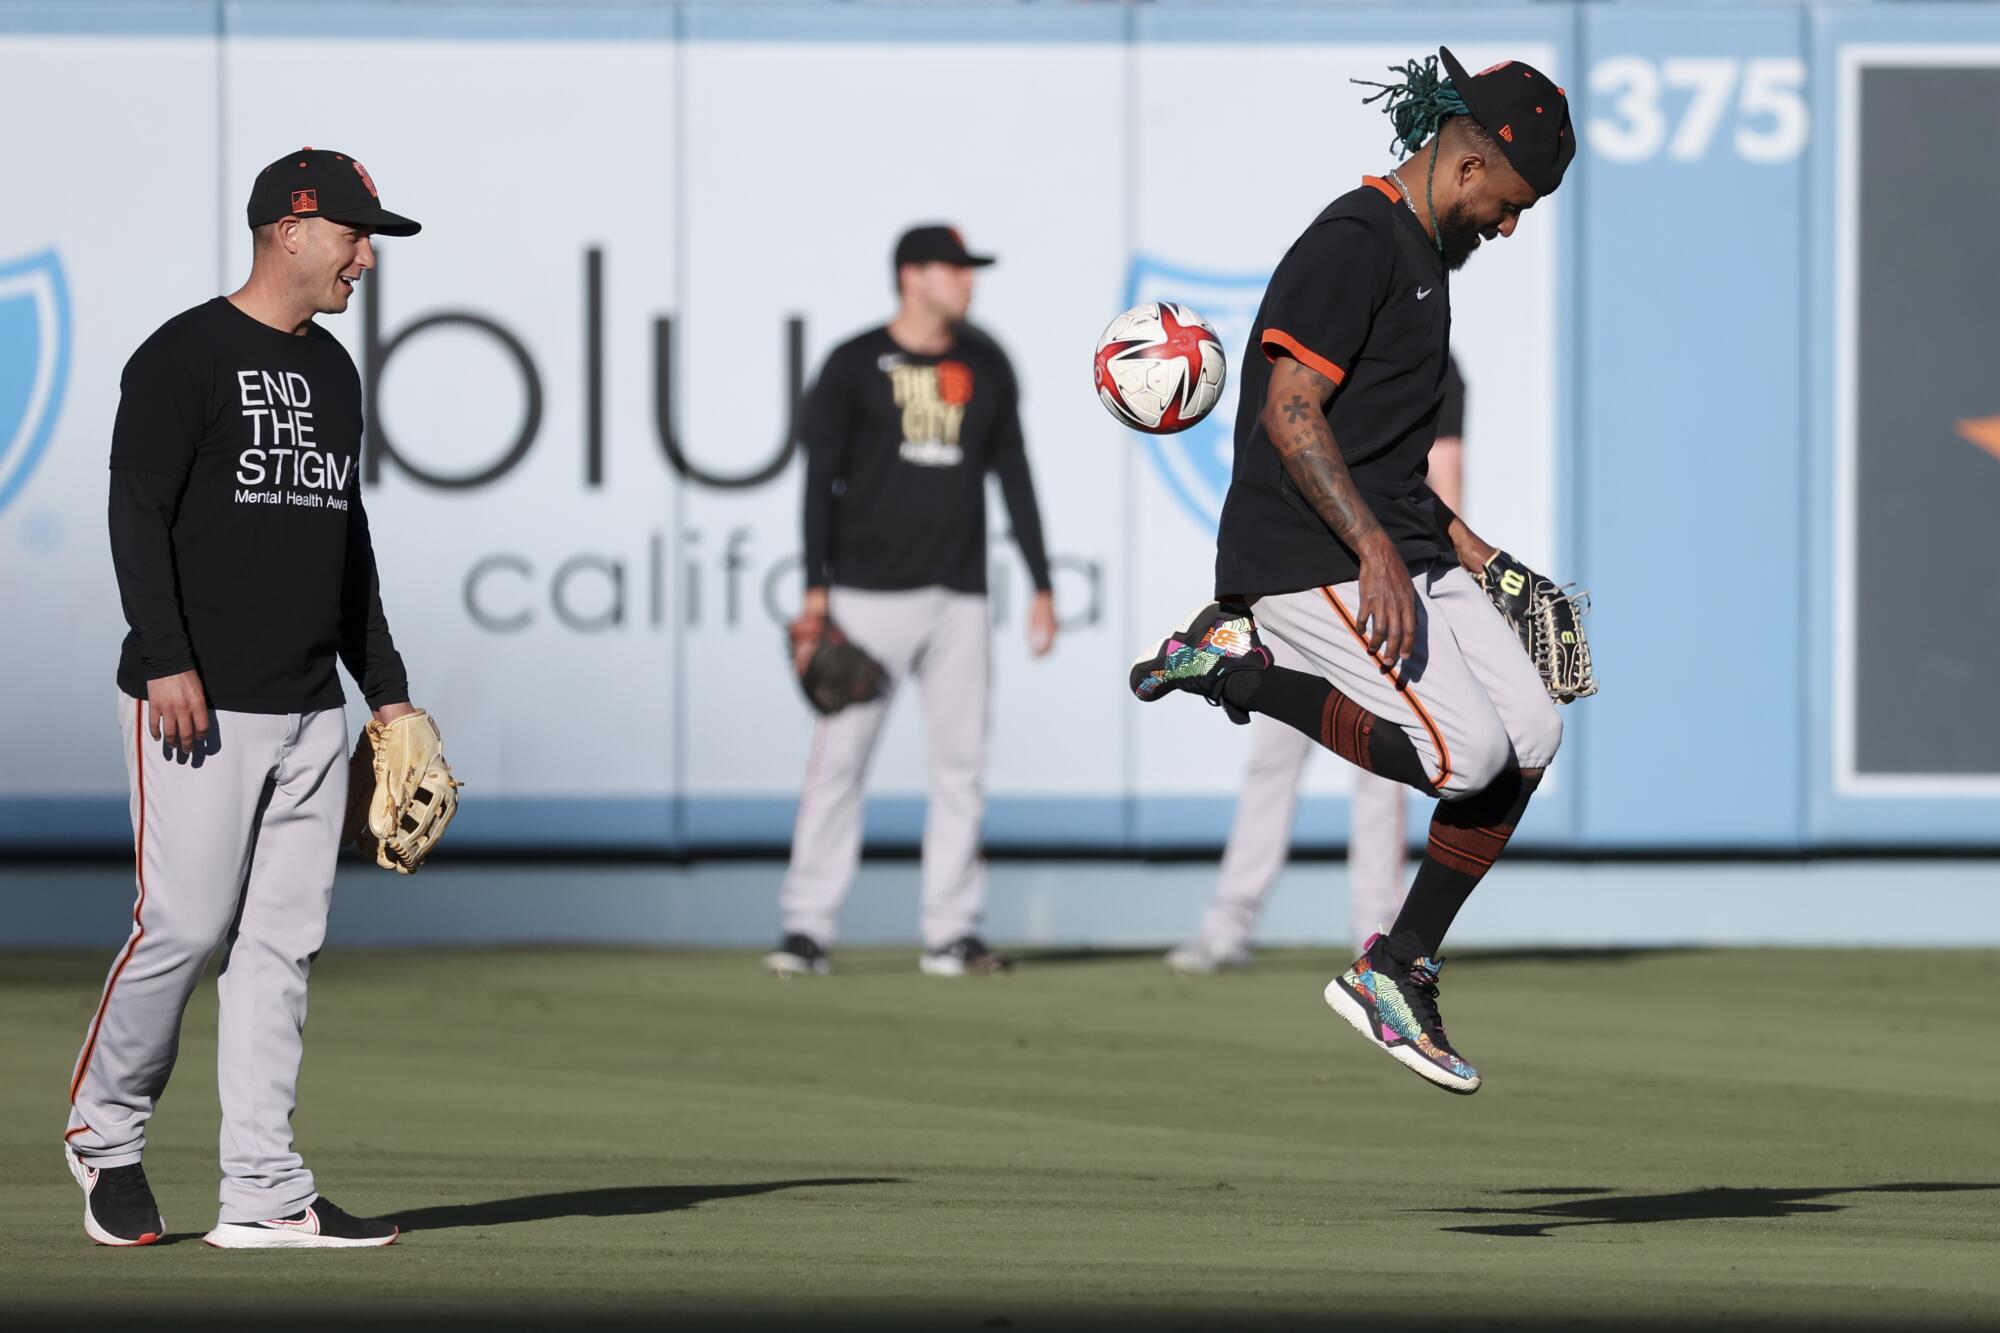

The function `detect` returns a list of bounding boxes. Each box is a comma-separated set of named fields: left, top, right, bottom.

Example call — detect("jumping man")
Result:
left=1131, top=51, right=1577, bottom=1094
left=1167, top=357, right=1469, bottom=973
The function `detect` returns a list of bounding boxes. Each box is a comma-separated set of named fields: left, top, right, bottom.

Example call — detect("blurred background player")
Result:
left=765, top=225, right=1057, bottom=979
left=1167, top=358, right=1466, bottom=972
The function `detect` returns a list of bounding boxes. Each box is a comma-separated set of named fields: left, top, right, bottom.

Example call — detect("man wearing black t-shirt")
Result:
left=65, top=149, right=420, bottom=1247
left=765, top=225, right=1054, bottom=979
left=1131, top=51, right=1578, bottom=1094
left=1167, top=357, right=1468, bottom=974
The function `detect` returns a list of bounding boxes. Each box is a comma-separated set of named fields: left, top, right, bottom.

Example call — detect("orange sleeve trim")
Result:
left=1362, top=174, right=1402, bottom=203
left=1261, top=330, right=1347, bottom=386
left=1318, top=586, right=1453, bottom=790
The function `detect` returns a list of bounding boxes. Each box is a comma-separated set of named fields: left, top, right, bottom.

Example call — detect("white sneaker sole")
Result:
left=762, top=952, right=829, bottom=977
left=1323, top=977, right=1481, bottom=1095
left=919, top=953, right=1011, bottom=977
left=203, top=1221, right=398, bottom=1250
left=1165, top=944, right=1253, bottom=975
left=66, top=1147, right=163, bottom=1247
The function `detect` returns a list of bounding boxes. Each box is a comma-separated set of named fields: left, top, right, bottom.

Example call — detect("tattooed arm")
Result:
left=1261, top=356, right=1418, bottom=661
left=1261, top=358, right=1383, bottom=549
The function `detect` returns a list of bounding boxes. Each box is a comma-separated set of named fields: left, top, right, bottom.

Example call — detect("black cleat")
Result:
left=66, top=1146, right=164, bottom=1246
left=762, top=932, right=832, bottom=977
left=920, top=934, right=1012, bottom=977
left=204, top=1195, right=399, bottom=1249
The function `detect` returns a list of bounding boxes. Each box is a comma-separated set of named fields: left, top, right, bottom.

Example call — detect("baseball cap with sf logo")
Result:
left=245, top=147, right=422, bottom=236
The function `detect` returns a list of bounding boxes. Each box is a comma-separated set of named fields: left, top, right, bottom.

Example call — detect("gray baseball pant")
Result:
left=65, top=693, right=347, bottom=1224
left=1253, top=564, right=1563, bottom=798
left=781, top=586, right=990, bottom=950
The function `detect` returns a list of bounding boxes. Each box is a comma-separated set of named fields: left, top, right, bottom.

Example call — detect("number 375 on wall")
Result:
left=1589, top=57, right=1808, bottom=164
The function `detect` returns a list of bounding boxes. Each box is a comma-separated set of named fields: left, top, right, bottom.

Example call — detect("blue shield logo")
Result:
left=0, top=249, right=72, bottom=515
left=1126, top=255, right=1269, bottom=533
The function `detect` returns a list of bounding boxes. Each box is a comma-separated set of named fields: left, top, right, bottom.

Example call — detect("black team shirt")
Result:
left=1216, top=176, right=1455, bottom=597
left=108, top=297, right=408, bottom=713
left=802, top=325, right=1050, bottom=595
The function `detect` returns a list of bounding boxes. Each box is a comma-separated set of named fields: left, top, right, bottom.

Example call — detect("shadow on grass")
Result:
left=8, top=1307, right=1978, bottom=1332
left=1011, top=947, right=1171, bottom=967
left=391, top=1176, right=903, bottom=1232
left=1442, top=945, right=1710, bottom=967
left=1433, top=1181, right=2000, bottom=1238
left=1012, top=946, right=1709, bottom=976
left=147, top=1179, right=900, bottom=1246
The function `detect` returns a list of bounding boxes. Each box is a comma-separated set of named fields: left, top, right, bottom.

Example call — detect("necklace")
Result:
left=1387, top=169, right=1421, bottom=219
left=1388, top=164, right=1446, bottom=258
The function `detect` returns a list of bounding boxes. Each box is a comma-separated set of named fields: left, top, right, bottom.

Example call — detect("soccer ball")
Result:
left=1093, top=302, right=1228, bottom=435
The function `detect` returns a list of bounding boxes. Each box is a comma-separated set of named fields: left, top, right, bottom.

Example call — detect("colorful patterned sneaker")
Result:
left=1322, top=937, right=1481, bottom=1094
left=1129, top=602, right=1271, bottom=723
left=65, top=1145, right=164, bottom=1246
left=203, top=1196, right=399, bottom=1249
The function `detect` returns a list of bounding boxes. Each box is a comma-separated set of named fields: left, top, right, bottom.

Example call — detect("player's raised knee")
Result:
left=1436, top=719, right=1513, bottom=799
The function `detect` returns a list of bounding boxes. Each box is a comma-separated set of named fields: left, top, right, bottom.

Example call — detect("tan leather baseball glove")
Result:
left=344, top=709, right=462, bottom=873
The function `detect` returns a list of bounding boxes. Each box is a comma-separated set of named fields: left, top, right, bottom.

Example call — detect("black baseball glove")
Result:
left=1475, top=551, right=1599, bottom=704
left=794, top=619, right=889, bottom=716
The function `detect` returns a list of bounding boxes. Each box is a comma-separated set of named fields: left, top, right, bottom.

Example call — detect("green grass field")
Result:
left=4, top=946, right=1997, bottom=1330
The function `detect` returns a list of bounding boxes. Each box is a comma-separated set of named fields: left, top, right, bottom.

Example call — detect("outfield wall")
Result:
left=2, top=1, right=1996, bottom=854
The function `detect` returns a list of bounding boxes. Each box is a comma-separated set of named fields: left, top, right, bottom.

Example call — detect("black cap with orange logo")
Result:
left=245, top=147, right=421, bottom=236
left=1437, top=47, right=1575, bottom=197
left=893, top=224, right=994, bottom=272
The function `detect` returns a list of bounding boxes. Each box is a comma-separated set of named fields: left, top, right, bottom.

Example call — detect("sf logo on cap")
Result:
left=291, top=189, right=318, bottom=214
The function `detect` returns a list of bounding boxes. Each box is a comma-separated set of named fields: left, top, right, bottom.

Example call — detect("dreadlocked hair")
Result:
left=1351, top=55, right=1471, bottom=157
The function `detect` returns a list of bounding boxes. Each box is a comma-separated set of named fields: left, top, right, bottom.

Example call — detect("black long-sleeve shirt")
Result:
left=802, top=323, right=1050, bottom=594
left=108, top=297, right=407, bottom=712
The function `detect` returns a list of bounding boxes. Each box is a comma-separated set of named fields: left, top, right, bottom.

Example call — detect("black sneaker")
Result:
left=762, top=932, right=831, bottom=977
left=66, top=1146, right=164, bottom=1246
left=204, top=1195, right=399, bottom=1249
left=920, top=935, right=1011, bottom=977
left=1129, top=601, right=1270, bottom=724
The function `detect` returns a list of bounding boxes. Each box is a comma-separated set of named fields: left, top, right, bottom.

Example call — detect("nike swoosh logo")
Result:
left=263, top=1209, right=320, bottom=1233
left=1415, top=287, right=1434, bottom=301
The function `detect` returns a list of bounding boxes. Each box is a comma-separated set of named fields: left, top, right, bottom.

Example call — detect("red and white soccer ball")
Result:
left=1093, top=301, right=1228, bottom=435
